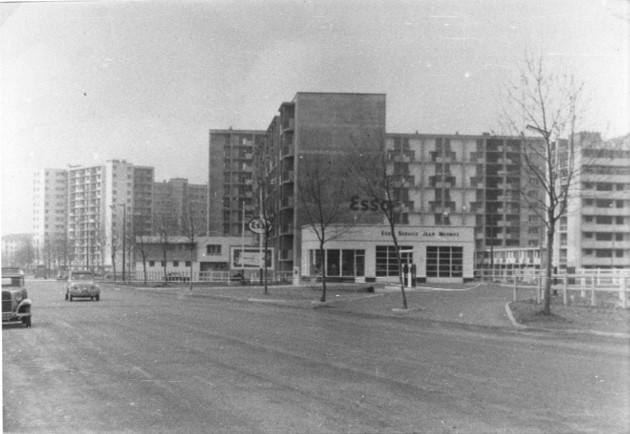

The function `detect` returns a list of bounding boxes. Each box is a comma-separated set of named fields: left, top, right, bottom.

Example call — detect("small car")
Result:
left=56, top=270, right=68, bottom=280
left=65, top=270, right=100, bottom=301
left=2, top=267, right=32, bottom=328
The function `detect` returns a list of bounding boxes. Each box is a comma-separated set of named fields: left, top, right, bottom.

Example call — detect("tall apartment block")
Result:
left=153, top=178, right=208, bottom=235
left=66, top=160, right=135, bottom=271
left=209, top=95, right=384, bottom=271
left=561, top=132, right=630, bottom=270
left=133, top=166, right=155, bottom=237
left=32, top=168, right=68, bottom=267
left=208, top=129, right=266, bottom=236
left=385, top=133, right=544, bottom=268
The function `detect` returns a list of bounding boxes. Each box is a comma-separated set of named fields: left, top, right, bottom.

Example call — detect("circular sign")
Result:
left=248, top=218, right=272, bottom=234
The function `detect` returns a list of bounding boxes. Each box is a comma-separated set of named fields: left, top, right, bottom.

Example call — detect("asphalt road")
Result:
left=3, top=280, right=629, bottom=433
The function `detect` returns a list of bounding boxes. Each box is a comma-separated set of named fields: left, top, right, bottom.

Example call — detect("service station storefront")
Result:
left=301, top=224, right=474, bottom=283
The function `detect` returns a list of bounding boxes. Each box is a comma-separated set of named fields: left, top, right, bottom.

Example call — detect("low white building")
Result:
left=134, top=235, right=275, bottom=280
left=300, top=224, right=475, bottom=283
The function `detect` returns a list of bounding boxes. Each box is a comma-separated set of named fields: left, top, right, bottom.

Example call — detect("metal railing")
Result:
left=478, top=269, right=630, bottom=308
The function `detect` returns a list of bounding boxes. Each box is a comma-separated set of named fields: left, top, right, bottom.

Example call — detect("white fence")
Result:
left=119, top=269, right=294, bottom=285
left=487, top=271, right=630, bottom=309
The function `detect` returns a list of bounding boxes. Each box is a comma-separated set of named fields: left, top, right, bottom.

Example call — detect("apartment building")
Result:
left=32, top=168, right=68, bottom=267
left=257, top=92, right=387, bottom=272
left=561, top=132, right=630, bottom=271
left=208, top=129, right=266, bottom=236
left=1, top=234, right=34, bottom=268
left=133, top=166, right=155, bottom=237
left=385, top=133, right=545, bottom=269
left=153, top=178, right=208, bottom=235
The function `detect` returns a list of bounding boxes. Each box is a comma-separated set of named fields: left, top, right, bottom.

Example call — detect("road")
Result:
left=3, top=280, right=629, bottom=433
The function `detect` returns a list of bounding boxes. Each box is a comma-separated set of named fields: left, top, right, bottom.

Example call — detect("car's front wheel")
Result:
left=95, top=295, right=100, bottom=301
left=21, top=306, right=31, bottom=328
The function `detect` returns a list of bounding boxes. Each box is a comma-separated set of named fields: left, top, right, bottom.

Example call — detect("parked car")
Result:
left=65, top=270, right=100, bottom=301
left=167, top=272, right=190, bottom=282
left=2, top=267, right=32, bottom=328
left=56, top=270, right=68, bottom=280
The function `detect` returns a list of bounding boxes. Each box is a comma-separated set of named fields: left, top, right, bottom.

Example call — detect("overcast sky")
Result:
left=1, top=0, right=628, bottom=235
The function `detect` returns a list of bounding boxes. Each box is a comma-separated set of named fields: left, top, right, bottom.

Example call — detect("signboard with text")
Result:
left=230, top=247, right=274, bottom=270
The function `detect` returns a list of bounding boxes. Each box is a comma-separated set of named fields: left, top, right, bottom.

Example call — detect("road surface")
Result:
left=3, top=280, right=629, bottom=432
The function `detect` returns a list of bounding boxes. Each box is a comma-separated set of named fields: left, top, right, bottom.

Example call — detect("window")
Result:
left=149, top=261, right=155, bottom=267
left=376, top=246, right=412, bottom=277
left=206, top=244, right=221, bottom=255
left=426, top=246, right=463, bottom=278
left=161, top=261, right=166, bottom=267
left=185, top=261, right=191, bottom=267
left=173, top=261, right=179, bottom=267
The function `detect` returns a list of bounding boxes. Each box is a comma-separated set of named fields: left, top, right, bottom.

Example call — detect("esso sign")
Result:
left=349, top=195, right=392, bottom=212
left=248, top=218, right=271, bottom=234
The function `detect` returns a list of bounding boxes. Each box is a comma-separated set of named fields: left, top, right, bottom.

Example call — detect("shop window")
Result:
left=326, top=250, right=340, bottom=276
left=426, top=246, right=463, bottom=278
left=376, top=246, right=412, bottom=277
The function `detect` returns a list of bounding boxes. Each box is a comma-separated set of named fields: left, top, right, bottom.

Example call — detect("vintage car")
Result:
left=65, top=270, right=100, bottom=301
left=2, top=267, right=32, bottom=328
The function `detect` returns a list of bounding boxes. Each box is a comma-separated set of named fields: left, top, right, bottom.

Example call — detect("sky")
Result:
left=1, top=0, right=628, bottom=235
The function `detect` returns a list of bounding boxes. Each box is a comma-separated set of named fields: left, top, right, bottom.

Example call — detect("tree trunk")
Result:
left=142, top=255, right=147, bottom=286
left=389, top=220, right=408, bottom=309
left=319, top=241, right=327, bottom=303
left=543, top=223, right=555, bottom=315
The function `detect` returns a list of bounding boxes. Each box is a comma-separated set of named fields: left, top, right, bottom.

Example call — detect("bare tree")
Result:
left=297, top=152, right=356, bottom=303
left=350, top=132, right=410, bottom=309
left=134, top=235, right=151, bottom=285
left=155, top=210, right=178, bottom=286
left=181, top=202, right=206, bottom=290
left=501, top=53, right=588, bottom=315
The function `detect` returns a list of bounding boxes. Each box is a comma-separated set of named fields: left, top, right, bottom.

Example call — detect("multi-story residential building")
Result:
left=67, top=160, right=135, bottom=272
left=132, top=166, right=155, bottom=237
left=385, top=133, right=545, bottom=269
left=560, top=132, right=630, bottom=271
left=32, top=168, right=68, bottom=268
left=209, top=92, right=627, bottom=276
left=208, top=129, right=266, bottom=236
left=153, top=178, right=208, bottom=235
left=1, top=233, right=34, bottom=268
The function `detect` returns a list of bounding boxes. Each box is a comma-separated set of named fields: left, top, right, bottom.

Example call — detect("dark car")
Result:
left=65, top=270, right=100, bottom=301
left=2, top=267, right=32, bottom=328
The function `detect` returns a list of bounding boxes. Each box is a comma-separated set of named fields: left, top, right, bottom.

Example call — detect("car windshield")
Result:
left=72, top=273, right=93, bottom=281
left=2, top=276, right=24, bottom=287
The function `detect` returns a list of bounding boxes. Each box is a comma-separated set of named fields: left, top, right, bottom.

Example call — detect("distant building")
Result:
left=559, top=132, right=630, bottom=271
left=1, top=233, right=34, bottom=268
left=208, top=129, right=266, bottom=236
left=132, top=166, right=155, bottom=237
left=32, top=168, right=68, bottom=268
left=153, top=178, right=208, bottom=236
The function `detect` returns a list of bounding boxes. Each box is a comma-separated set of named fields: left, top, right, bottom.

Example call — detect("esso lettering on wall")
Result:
left=349, top=195, right=392, bottom=212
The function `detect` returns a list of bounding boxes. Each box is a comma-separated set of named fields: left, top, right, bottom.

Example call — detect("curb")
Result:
left=504, top=302, right=630, bottom=339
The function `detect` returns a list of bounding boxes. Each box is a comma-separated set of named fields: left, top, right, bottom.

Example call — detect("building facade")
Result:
left=256, top=92, right=387, bottom=273
left=208, top=129, right=266, bottom=236
left=153, top=178, right=208, bottom=236
left=560, top=132, right=630, bottom=271
left=32, top=168, right=68, bottom=268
